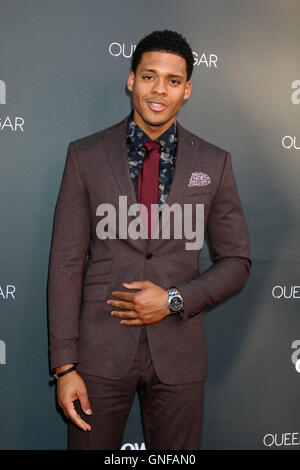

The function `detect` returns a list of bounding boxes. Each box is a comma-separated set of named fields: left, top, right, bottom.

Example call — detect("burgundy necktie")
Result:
left=137, top=140, right=161, bottom=240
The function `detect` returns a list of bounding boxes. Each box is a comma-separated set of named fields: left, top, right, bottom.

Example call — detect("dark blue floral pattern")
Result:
left=127, top=112, right=177, bottom=207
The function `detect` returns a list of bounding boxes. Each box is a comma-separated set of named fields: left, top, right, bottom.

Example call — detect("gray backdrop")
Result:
left=0, top=0, right=299, bottom=450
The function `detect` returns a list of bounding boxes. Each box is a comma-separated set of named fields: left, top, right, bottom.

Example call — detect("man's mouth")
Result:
left=147, top=101, right=168, bottom=112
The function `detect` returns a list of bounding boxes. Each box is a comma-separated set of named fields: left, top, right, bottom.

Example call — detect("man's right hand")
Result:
left=56, top=364, right=92, bottom=431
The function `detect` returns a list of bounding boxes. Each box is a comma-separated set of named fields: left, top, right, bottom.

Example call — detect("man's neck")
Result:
left=132, top=110, right=176, bottom=140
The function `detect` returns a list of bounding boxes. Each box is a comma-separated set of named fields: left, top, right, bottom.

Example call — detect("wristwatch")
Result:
left=167, top=287, right=184, bottom=314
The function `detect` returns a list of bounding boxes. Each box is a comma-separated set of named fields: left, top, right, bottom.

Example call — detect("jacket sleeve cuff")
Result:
left=50, top=343, right=79, bottom=370
left=176, top=281, right=208, bottom=323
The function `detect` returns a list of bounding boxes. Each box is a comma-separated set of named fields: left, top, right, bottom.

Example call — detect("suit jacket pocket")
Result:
left=183, top=185, right=212, bottom=196
left=82, top=281, right=110, bottom=302
left=85, top=257, right=112, bottom=277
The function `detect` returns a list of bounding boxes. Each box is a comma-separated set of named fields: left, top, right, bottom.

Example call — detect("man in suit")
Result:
left=48, top=30, right=251, bottom=450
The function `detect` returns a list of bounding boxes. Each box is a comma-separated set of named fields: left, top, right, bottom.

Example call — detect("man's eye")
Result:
left=143, top=75, right=153, bottom=80
left=170, top=79, right=179, bottom=85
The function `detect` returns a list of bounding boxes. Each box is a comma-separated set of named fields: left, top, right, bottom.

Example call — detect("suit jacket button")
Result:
left=145, top=252, right=153, bottom=259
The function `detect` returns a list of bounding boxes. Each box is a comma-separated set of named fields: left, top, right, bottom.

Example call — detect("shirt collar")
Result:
left=127, top=111, right=177, bottom=152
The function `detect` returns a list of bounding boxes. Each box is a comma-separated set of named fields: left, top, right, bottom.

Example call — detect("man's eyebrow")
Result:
left=140, top=68, right=157, bottom=74
left=139, top=68, right=184, bottom=79
left=168, top=74, right=184, bottom=79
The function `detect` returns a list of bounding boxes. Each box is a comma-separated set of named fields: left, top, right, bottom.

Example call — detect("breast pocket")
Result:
left=83, top=257, right=112, bottom=301
left=183, top=185, right=212, bottom=197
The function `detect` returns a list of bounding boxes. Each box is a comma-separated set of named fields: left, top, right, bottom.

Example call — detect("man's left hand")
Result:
left=107, top=280, right=170, bottom=326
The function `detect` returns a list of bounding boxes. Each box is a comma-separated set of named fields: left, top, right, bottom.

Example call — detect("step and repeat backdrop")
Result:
left=0, top=0, right=299, bottom=450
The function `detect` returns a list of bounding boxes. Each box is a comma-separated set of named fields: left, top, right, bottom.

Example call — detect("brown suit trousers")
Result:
left=68, top=326, right=205, bottom=450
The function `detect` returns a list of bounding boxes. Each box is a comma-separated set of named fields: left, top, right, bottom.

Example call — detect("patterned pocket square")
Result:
left=188, top=171, right=211, bottom=187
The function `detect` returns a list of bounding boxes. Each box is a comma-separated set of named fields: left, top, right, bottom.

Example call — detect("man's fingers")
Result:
left=120, top=318, right=144, bottom=326
left=122, top=281, right=149, bottom=289
left=69, top=407, right=91, bottom=432
left=111, top=310, right=137, bottom=319
left=107, top=299, right=135, bottom=310
left=78, top=390, right=92, bottom=416
left=110, top=291, right=136, bottom=301
left=64, top=401, right=91, bottom=431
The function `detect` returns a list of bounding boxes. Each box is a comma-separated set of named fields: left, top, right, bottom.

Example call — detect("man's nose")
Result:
left=151, top=78, right=167, bottom=96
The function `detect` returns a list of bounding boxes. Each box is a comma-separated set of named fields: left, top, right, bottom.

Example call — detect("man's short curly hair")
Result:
left=131, top=30, right=194, bottom=81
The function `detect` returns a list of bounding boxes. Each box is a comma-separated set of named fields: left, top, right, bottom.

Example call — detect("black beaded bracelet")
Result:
left=49, top=365, right=76, bottom=384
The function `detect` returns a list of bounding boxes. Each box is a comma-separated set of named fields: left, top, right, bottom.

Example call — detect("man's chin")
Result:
left=143, top=114, right=172, bottom=128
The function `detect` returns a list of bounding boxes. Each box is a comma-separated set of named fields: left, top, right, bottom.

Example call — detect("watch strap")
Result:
left=49, top=365, right=76, bottom=384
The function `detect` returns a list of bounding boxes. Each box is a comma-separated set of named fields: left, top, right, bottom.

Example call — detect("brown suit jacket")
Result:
left=48, top=115, right=251, bottom=384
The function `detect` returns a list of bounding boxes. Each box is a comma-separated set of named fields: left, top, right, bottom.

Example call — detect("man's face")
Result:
left=127, top=51, right=192, bottom=138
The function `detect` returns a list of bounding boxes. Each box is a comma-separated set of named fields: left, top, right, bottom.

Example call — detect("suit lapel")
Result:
left=163, top=122, right=198, bottom=208
left=103, top=116, right=148, bottom=251
left=103, top=115, right=138, bottom=208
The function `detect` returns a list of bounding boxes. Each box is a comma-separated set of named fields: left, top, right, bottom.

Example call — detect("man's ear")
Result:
left=127, top=71, right=135, bottom=93
left=183, top=80, right=192, bottom=101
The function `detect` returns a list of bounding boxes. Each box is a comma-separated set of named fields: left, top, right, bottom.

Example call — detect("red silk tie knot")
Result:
left=143, top=140, right=161, bottom=155
left=137, top=140, right=161, bottom=240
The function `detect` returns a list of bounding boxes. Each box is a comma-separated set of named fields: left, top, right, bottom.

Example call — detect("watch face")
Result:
left=170, top=295, right=183, bottom=311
